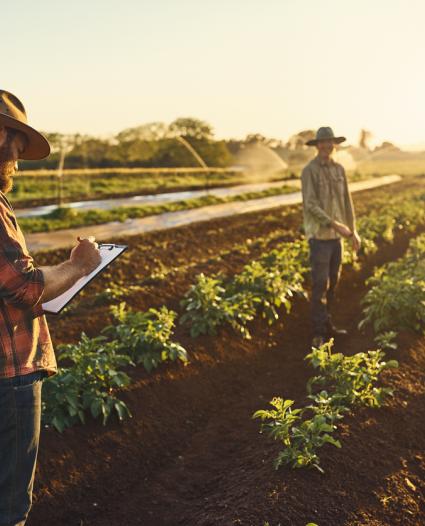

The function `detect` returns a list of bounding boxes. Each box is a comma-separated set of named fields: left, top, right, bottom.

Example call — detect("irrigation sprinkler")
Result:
left=56, top=135, right=76, bottom=208
left=174, top=136, right=208, bottom=169
left=173, top=135, right=211, bottom=193
left=57, top=145, right=66, bottom=207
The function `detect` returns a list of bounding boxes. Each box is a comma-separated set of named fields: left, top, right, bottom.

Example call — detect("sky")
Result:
left=3, top=0, right=425, bottom=148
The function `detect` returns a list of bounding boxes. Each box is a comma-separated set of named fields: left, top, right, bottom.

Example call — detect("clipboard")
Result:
left=42, top=243, right=128, bottom=315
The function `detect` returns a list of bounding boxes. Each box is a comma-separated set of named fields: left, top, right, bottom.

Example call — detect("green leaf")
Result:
left=385, top=360, right=399, bottom=369
left=51, top=416, right=66, bottom=433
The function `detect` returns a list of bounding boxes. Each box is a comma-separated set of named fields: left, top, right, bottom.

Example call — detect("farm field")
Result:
left=11, top=168, right=273, bottom=208
left=17, top=176, right=398, bottom=239
left=17, top=183, right=298, bottom=234
left=12, top=158, right=407, bottom=210
left=28, top=175, right=425, bottom=526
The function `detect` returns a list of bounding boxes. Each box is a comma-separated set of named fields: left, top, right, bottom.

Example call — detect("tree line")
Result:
left=21, top=118, right=233, bottom=170
left=20, top=119, right=392, bottom=172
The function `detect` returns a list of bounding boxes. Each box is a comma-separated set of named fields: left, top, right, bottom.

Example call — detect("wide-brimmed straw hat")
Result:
left=306, top=127, right=346, bottom=146
left=0, top=90, right=50, bottom=160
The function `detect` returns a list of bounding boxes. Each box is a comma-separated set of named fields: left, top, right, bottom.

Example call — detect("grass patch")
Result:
left=11, top=169, right=284, bottom=207
left=19, top=185, right=296, bottom=234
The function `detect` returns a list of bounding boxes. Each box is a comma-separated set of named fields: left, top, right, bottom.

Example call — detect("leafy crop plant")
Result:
left=106, top=303, right=188, bottom=372
left=254, top=340, right=398, bottom=472
left=43, top=334, right=133, bottom=432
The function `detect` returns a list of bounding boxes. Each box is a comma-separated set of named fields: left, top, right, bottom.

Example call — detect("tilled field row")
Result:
left=28, top=175, right=425, bottom=526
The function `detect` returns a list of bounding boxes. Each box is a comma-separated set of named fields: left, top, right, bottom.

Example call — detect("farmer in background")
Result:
left=301, top=127, right=361, bottom=348
left=0, top=90, right=101, bottom=526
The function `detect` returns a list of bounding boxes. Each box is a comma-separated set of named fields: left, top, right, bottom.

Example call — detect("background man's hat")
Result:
left=0, top=90, right=50, bottom=160
left=306, top=127, right=346, bottom=146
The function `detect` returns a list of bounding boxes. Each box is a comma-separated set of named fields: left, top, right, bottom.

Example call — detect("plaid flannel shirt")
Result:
left=0, top=193, right=55, bottom=378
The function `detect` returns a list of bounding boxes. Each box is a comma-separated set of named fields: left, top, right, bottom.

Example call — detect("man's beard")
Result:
left=0, top=141, right=16, bottom=193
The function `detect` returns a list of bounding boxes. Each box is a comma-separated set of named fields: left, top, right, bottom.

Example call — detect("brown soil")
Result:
left=27, top=177, right=425, bottom=526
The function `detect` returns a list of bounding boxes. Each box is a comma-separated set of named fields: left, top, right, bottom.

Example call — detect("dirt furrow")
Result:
left=29, top=222, right=425, bottom=525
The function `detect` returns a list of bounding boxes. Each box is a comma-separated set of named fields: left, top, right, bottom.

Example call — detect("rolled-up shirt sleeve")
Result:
left=0, top=204, right=45, bottom=313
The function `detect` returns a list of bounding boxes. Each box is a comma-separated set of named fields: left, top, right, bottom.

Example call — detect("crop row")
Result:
left=180, top=189, right=425, bottom=338
left=19, top=184, right=295, bottom=234
left=254, top=340, right=398, bottom=472
left=181, top=240, right=308, bottom=338
left=254, top=203, right=425, bottom=473
left=42, top=189, right=425, bottom=431
left=59, top=186, right=425, bottom=317
left=360, top=232, right=425, bottom=343
left=43, top=305, right=187, bottom=432
left=343, top=188, right=425, bottom=265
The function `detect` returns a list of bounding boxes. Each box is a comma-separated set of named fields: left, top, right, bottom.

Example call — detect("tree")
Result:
left=245, top=133, right=268, bottom=144
left=151, top=138, right=231, bottom=168
left=42, top=132, right=66, bottom=154
left=66, top=137, right=112, bottom=168
left=115, top=122, right=168, bottom=143
left=373, top=141, right=400, bottom=152
left=169, top=118, right=213, bottom=140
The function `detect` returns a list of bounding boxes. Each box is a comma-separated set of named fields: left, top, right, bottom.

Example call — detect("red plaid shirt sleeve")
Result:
left=0, top=203, right=45, bottom=314
left=0, top=194, right=55, bottom=378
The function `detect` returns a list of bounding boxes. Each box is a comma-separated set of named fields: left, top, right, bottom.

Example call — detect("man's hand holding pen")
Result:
left=70, top=236, right=102, bottom=277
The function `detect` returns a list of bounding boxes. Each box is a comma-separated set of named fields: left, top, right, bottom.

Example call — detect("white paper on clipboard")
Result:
left=42, top=244, right=128, bottom=314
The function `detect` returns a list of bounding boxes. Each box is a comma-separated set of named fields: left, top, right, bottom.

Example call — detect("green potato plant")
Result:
left=43, top=304, right=189, bottom=431
left=42, top=334, right=133, bottom=432
left=306, top=340, right=398, bottom=408
left=360, top=233, right=425, bottom=336
left=181, top=241, right=308, bottom=339
left=255, top=340, right=398, bottom=472
left=343, top=191, right=425, bottom=266
left=374, top=331, right=398, bottom=351
left=253, top=397, right=341, bottom=473
left=180, top=273, right=249, bottom=337
left=107, top=303, right=188, bottom=372
left=231, top=243, right=307, bottom=325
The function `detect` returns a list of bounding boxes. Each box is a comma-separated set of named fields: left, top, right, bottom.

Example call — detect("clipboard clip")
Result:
left=99, top=243, right=116, bottom=251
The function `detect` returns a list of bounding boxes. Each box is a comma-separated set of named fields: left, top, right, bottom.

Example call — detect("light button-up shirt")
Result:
left=301, top=156, right=356, bottom=240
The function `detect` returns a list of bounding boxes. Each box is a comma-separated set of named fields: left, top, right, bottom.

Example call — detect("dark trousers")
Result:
left=0, top=371, right=45, bottom=526
left=309, top=238, right=342, bottom=336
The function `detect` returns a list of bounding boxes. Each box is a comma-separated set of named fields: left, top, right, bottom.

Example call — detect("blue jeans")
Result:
left=309, top=238, right=342, bottom=336
left=0, top=371, right=46, bottom=526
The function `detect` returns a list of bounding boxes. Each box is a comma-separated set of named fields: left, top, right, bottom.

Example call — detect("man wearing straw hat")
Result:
left=301, top=127, right=361, bottom=348
left=0, top=90, right=101, bottom=526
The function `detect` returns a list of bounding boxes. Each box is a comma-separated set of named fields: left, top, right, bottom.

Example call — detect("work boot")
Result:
left=311, top=334, right=325, bottom=348
left=326, top=322, right=348, bottom=337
